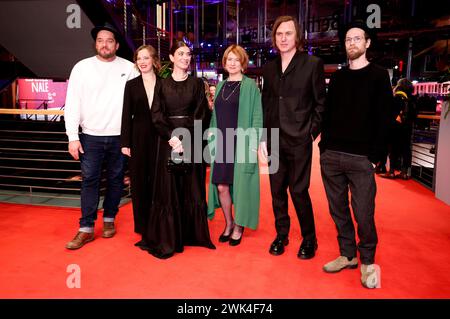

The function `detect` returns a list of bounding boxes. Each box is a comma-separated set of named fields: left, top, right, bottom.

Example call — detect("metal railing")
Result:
left=18, top=99, right=49, bottom=121
left=0, top=110, right=131, bottom=207
left=102, top=0, right=172, bottom=58
left=14, top=102, right=65, bottom=122
left=411, top=114, right=440, bottom=190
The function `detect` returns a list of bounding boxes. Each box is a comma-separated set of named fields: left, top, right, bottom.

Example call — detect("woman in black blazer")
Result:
left=121, top=45, right=161, bottom=249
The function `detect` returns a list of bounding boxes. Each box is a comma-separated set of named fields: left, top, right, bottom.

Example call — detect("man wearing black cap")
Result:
left=319, top=20, right=392, bottom=288
left=65, top=23, right=138, bottom=249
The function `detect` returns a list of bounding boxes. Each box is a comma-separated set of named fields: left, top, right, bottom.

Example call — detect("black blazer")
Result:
left=262, top=51, right=326, bottom=145
left=120, top=75, right=160, bottom=149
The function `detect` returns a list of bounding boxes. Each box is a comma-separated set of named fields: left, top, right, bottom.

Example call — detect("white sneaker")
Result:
left=361, top=264, right=379, bottom=289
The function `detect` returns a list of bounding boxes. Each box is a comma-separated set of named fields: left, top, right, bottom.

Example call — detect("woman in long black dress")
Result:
left=144, top=41, right=215, bottom=259
left=121, top=45, right=160, bottom=247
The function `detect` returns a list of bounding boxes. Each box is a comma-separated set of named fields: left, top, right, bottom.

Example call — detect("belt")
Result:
left=168, top=115, right=190, bottom=119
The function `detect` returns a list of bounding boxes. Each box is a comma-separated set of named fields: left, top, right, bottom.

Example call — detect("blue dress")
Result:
left=211, top=81, right=241, bottom=185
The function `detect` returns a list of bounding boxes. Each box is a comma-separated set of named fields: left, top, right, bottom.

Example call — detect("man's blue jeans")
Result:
left=78, top=134, right=124, bottom=231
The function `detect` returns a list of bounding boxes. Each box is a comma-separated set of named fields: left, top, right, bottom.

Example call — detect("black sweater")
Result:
left=319, top=63, right=393, bottom=164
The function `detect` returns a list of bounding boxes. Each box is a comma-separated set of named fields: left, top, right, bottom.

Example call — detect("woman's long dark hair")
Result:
left=170, top=40, right=190, bottom=56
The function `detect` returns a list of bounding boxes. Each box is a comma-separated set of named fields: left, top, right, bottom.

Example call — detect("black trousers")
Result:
left=268, top=137, right=316, bottom=241
left=320, top=150, right=378, bottom=264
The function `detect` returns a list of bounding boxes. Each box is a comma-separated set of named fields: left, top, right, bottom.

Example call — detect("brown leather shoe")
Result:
left=102, top=222, right=116, bottom=238
left=66, top=231, right=94, bottom=250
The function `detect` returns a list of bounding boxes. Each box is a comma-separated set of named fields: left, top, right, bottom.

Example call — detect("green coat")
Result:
left=207, top=75, right=263, bottom=229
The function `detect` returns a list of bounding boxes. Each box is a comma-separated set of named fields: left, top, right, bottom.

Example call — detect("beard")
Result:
left=346, top=47, right=365, bottom=60
left=96, top=47, right=115, bottom=59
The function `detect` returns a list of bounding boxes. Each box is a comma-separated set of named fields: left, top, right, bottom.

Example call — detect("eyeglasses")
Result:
left=345, top=36, right=365, bottom=44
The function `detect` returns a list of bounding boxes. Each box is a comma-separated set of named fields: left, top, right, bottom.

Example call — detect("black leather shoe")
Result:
left=380, top=172, right=396, bottom=179
left=229, top=228, right=244, bottom=246
left=219, top=223, right=234, bottom=243
left=269, top=236, right=289, bottom=256
left=397, top=172, right=410, bottom=180
left=297, top=239, right=318, bottom=259
left=219, top=232, right=231, bottom=243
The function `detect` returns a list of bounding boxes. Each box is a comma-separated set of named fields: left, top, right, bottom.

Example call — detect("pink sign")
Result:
left=18, top=78, right=68, bottom=110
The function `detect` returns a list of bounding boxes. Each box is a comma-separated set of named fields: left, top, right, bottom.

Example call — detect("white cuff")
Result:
left=67, top=134, right=79, bottom=142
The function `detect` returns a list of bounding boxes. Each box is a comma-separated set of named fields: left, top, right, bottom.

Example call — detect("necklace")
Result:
left=171, top=73, right=188, bottom=82
left=221, top=81, right=241, bottom=101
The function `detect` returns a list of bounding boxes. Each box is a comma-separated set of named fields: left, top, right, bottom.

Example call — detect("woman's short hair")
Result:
left=271, top=15, right=303, bottom=51
left=134, top=45, right=161, bottom=73
left=222, top=44, right=249, bottom=72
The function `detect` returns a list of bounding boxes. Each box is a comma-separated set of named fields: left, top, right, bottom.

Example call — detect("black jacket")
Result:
left=262, top=51, right=326, bottom=145
left=120, top=75, right=160, bottom=149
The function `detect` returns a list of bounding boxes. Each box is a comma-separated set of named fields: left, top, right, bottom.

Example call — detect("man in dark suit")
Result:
left=260, top=15, right=326, bottom=259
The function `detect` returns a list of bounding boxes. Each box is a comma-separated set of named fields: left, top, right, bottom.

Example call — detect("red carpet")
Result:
left=0, top=141, right=449, bottom=299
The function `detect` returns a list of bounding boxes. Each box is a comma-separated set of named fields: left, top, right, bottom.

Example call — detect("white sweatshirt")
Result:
left=64, top=56, right=138, bottom=141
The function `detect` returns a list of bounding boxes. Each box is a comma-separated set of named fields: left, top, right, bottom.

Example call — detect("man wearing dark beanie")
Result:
left=319, top=20, right=392, bottom=288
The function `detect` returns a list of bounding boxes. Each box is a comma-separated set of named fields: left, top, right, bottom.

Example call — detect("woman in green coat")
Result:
left=207, top=44, right=263, bottom=246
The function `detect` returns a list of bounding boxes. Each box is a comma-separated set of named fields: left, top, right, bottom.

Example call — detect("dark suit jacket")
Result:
left=262, top=51, right=326, bottom=146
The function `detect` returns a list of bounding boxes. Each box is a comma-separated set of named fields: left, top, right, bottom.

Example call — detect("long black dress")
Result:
left=121, top=75, right=158, bottom=235
left=145, top=75, right=215, bottom=259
